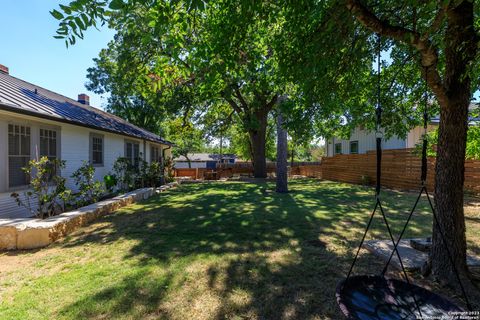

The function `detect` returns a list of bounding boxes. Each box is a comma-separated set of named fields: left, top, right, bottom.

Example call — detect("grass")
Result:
left=0, top=179, right=479, bottom=319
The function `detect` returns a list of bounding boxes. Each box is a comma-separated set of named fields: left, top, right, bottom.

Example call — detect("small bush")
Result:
left=71, top=161, right=104, bottom=207
left=11, top=157, right=72, bottom=219
left=113, top=157, right=136, bottom=191
left=163, top=156, right=175, bottom=182
left=103, top=174, right=118, bottom=193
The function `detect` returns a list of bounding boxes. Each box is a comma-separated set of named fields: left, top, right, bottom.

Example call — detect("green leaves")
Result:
left=50, top=9, right=64, bottom=20
left=108, top=0, right=124, bottom=10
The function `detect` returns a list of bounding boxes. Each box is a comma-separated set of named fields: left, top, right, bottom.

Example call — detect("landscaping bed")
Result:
left=0, top=183, right=178, bottom=250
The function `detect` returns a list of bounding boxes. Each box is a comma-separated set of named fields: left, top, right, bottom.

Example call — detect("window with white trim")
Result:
left=8, top=124, right=31, bottom=187
left=40, top=129, right=58, bottom=160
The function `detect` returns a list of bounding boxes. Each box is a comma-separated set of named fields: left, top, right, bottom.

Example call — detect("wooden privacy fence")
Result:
left=322, top=148, right=480, bottom=193
left=174, top=150, right=480, bottom=194
left=175, top=162, right=323, bottom=179
left=290, top=165, right=323, bottom=179
left=322, top=149, right=435, bottom=191
left=174, top=168, right=214, bottom=180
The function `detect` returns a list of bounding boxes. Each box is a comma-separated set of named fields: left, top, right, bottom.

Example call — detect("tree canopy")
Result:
left=53, top=0, right=480, bottom=292
left=53, top=0, right=297, bottom=177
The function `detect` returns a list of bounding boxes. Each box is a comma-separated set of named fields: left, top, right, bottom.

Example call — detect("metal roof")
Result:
left=0, top=72, right=172, bottom=145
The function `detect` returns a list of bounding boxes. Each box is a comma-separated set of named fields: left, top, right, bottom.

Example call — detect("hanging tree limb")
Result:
left=345, top=0, right=448, bottom=106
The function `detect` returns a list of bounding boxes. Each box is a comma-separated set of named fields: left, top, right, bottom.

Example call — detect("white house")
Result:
left=325, top=124, right=438, bottom=157
left=326, top=102, right=480, bottom=157
left=0, top=64, right=172, bottom=218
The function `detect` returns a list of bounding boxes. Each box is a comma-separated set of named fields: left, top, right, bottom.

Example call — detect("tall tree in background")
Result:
left=276, top=110, right=288, bottom=193
left=53, top=0, right=288, bottom=178
left=167, top=118, right=204, bottom=168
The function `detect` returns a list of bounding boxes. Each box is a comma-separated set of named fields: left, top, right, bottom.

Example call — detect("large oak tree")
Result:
left=53, top=0, right=480, bottom=294
left=53, top=0, right=289, bottom=178
left=277, top=0, right=480, bottom=294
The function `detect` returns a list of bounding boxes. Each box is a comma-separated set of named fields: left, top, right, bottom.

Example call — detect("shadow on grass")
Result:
left=56, top=179, right=466, bottom=319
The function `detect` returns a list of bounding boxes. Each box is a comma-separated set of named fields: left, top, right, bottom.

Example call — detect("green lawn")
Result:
left=0, top=179, right=479, bottom=319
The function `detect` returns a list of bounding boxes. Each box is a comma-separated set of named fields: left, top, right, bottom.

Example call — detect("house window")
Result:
left=90, top=133, right=104, bottom=166
left=150, top=146, right=161, bottom=163
left=125, top=141, right=140, bottom=168
left=40, top=129, right=57, bottom=160
left=350, top=141, right=359, bottom=154
left=40, top=129, right=59, bottom=180
left=334, top=143, right=342, bottom=155
left=8, top=124, right=31, bottom=187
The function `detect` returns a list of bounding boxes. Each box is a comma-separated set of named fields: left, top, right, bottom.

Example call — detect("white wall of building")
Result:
left=0, top=110, right=170, bottom=218
left=326, top=127, right=407, bottom=156
left=406, top=124, right=437, bottom=148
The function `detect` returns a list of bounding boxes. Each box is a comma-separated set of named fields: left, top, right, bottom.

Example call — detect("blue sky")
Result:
left=0, top=0, right=114, bottom=108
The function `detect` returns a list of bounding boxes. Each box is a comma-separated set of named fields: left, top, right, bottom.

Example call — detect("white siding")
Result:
left=60, top=124, right=133, bottom=190
left=0, top=110, right=170, bottom=218
left=326, top=127, right=407, bottom=156
left=406, top=124, right=437, bottom=148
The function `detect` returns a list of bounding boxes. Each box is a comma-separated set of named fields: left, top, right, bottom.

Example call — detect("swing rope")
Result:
left=337, top=37, right=471, bottom=320
left=344, top=35, right=426, bottom=317
left=380, top=66, right=473, bottom=310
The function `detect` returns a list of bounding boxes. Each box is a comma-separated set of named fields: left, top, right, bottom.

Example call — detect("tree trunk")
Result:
left=431, top=1, right=476, bottom=287
left=248, top=110, right=268, bottom=178
left=276, top=112, right=288, bottom=193
left=290, top=141, right=295, bottom=167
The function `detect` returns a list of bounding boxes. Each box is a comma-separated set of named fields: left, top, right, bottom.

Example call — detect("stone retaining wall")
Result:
left=0, top=182, right=178, bottom=250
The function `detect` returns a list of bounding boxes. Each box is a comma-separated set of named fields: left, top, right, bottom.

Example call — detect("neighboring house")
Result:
left=326, top=103, right=479, bottom=157
left=0, top=64, right=172, bottom=218
left=174, top=153, right=236, bottom=169
left=325, top=120, right=442, bottom=157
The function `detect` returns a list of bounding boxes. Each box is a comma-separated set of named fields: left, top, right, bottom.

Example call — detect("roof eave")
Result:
left=0, top=102, right=173, bottom=146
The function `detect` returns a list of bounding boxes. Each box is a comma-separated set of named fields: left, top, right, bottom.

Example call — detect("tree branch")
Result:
left=346, top=0, right=448, bottom=105
left=224, top=96, right=243, bottom=115
left=266, top=94, right=278, bottom=111
left=233, top=87, right=249, bottom=111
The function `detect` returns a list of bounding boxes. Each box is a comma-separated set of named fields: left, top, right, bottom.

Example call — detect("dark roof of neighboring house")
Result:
left=0, top=71, right=172, bottom=145
left=174, top=153, right=237, bottom=162
left=427, top=103, right=479, bottom=124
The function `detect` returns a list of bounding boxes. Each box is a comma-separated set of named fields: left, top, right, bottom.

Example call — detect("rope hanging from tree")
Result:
left=335, top=35, right=470, bottom=319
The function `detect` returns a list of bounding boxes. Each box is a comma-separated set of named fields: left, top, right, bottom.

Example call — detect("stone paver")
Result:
left=364, top=239, right=480, bottom=271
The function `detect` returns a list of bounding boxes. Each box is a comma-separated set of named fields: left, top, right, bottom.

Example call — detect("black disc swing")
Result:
left=335, top=35, right=471, bottom=320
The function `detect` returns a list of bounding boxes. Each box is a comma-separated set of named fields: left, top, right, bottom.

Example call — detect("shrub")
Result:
left=148, top=161, right=164, bottom=187
left=103, top=174, right=118, bottom=193
left=71, top=161, right=104, bottom=207
left=163, top=156, right=175, bottom=182
left=113, top=157, right=136, bottom=191
left=11, top=157, right=72, bottom=219
left=136, top=158, right=149, bottom=188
